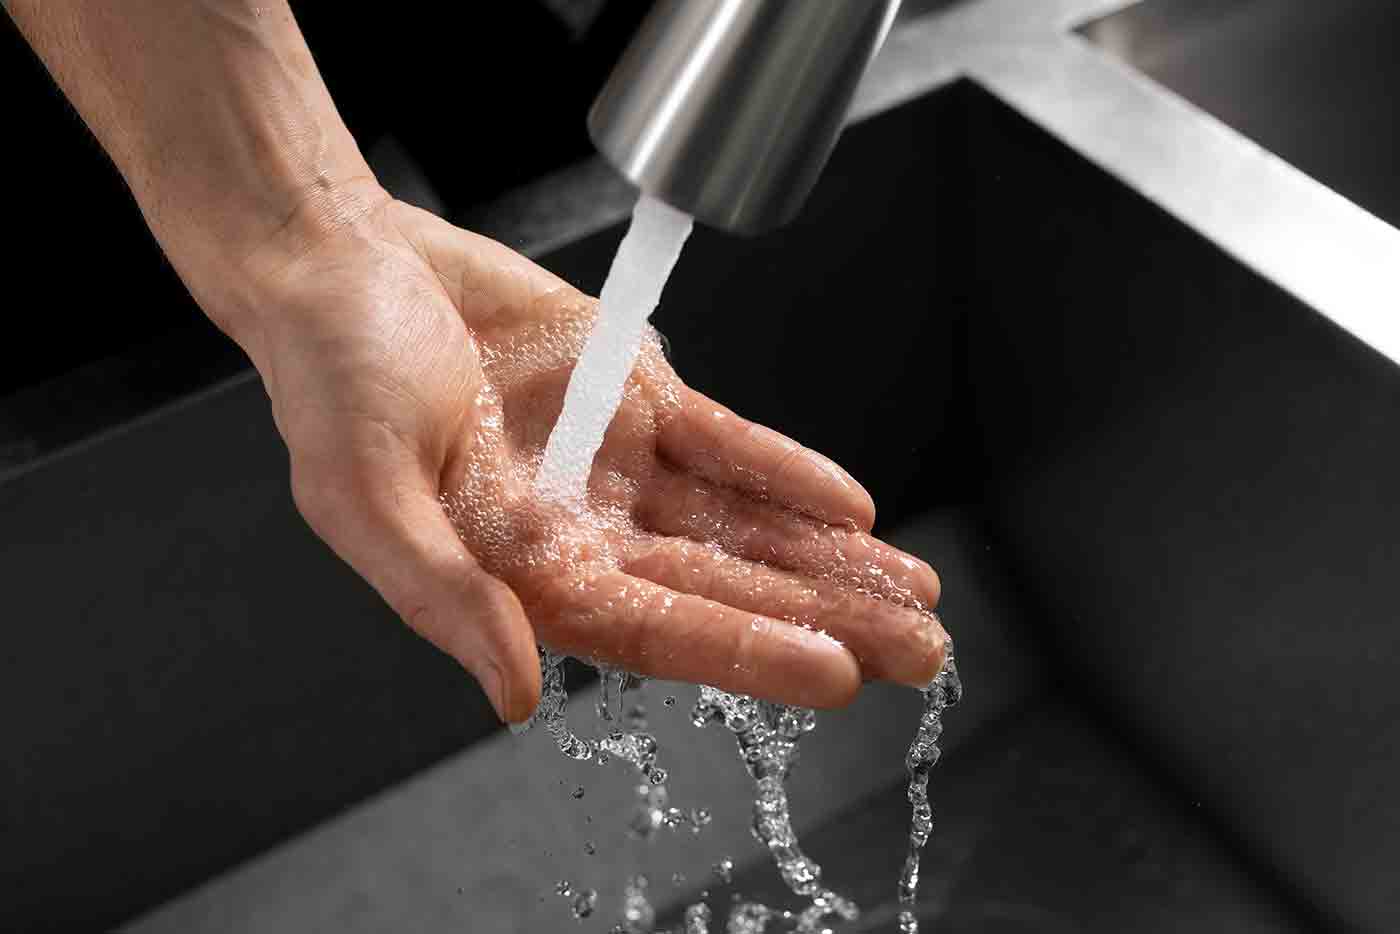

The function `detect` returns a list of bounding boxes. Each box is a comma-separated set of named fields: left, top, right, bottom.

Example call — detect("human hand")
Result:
left=225, top=190, right=949, bottom=724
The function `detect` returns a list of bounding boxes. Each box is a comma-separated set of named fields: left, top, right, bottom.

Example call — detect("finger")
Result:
left=635, top=467, right=940, bottom=608
left=657, top=387, right=876, bottom=531
left=528, top=570, right=861, bottom=709
left=291, top=435, right=542, bottom=724
left=624, top=540, right=948, bottom=689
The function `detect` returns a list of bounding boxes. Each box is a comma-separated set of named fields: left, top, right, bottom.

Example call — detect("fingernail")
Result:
left=477, top=661, right=510, bottom=723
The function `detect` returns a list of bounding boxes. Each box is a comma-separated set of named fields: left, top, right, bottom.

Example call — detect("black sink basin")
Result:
left=672, top=699, right=1304, bottom=934
left=1082, top=0, right=1400, bottom=228
left=7, top=22, right=1400, bottom=934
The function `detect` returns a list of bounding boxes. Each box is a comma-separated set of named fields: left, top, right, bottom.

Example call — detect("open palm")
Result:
left=246, top=195, right=947, bottom=723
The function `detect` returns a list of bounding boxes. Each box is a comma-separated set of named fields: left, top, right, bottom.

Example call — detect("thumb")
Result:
left=291, top=443, right=542, bottom=724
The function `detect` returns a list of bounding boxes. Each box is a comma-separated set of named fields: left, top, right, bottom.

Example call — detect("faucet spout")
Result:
left=588, top=0, right=902, bottom=235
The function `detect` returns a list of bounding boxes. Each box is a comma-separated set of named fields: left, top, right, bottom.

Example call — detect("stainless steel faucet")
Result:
left=588, top=0, right=903, bottom=235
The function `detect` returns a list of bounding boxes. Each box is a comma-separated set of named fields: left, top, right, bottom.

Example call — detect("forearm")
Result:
left=4, top=0, right=382, bottom=345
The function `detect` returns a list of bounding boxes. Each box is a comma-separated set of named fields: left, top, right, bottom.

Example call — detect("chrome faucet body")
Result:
left=588, top=0, right=903, bottom=234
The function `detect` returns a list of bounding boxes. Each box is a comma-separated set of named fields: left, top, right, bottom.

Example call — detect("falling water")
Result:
left=895, top=647, right=960, bottom=933
left=535, top=194, right=693, bottom=503
left=690, top=688, right=859, bottom=933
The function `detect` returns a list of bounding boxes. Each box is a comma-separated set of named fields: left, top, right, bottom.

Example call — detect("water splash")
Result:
left=523, top=629, right=959, bottom=932
left=691, top=688, right=859, bottom=933
left=713, top=858, right=734, bottom=885
left=521, top=647, right=715, bottom=928
left=572, top=888, right=600, bottom=920
left=615, top=875, right=656, bottom=934
left=683, top=902, right=713, bottom=934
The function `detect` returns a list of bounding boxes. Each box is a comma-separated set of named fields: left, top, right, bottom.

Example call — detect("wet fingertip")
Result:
left=850, top=483, right=877, bottom=533
left=898, top=616, right=950, bottom=690
left=819, top=454, right=876, bottom=530
left=800, top=453, right=876, bottom=531
left=919, top=559, right=942, bottom=607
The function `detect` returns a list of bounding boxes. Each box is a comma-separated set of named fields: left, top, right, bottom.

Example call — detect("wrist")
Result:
left=157, top=163, right=388, bottom=348
left=53, top=0, right=386, bottom=355
left=145, top=139, right=388, bottom=359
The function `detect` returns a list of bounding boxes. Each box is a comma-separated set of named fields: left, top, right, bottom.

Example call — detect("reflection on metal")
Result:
left=493, top=0, right=1400, bottom=370
left=586, top=0, right=902, bottom=233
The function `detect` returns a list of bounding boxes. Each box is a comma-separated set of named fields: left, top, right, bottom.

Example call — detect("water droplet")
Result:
left=570, top=888, right=597, bottom=920
left=684, top=901, right=712, bottom=934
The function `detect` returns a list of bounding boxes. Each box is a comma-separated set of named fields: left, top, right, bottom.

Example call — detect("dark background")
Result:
left=0, top=2, right=651, bottom=400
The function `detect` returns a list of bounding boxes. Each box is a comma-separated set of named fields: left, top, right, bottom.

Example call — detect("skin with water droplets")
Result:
left=437, top=231, right=949, bottom=708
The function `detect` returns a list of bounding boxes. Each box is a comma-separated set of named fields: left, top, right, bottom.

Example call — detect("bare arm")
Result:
left=5, top=1, right=375, bottom=350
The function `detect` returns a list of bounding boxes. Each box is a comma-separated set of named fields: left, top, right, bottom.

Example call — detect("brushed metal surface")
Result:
left=587, top=0, right=901, bottom=233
